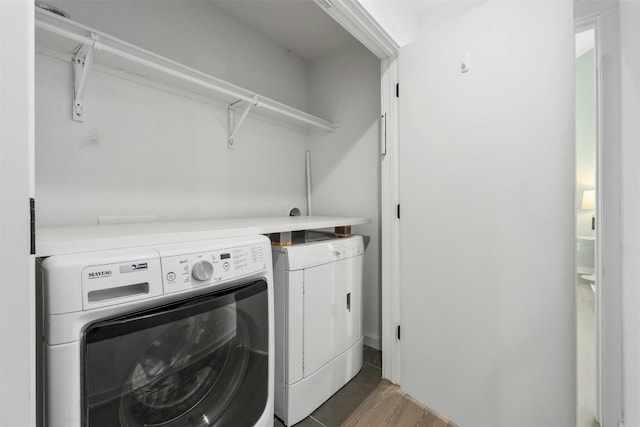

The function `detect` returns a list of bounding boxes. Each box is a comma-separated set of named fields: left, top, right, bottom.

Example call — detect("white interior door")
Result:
left=397, top=2, right=575, bottom=427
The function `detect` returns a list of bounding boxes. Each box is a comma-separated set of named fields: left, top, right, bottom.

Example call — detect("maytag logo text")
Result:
left=87, top=270, right=112, bottom=279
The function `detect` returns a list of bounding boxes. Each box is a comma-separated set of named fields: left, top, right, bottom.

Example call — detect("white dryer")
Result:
left=272, top=232, right=365, bottom=426
left=38, top=235, right=274, bottom=427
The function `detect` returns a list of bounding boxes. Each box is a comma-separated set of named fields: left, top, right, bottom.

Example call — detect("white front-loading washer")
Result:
left=37, top=235, right=274, bottom=427
left=271, top=232, right=365, bottom=426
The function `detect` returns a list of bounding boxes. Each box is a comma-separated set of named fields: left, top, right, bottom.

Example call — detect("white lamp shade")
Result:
left=581, top=190, right=595, bottom=210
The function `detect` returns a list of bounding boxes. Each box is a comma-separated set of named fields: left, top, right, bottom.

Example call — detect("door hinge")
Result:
left=396, top=83, right=399, bottom=98
left=397, top=325, right=401, bottom=340
left=396, top=204, right=400, bottom=219
left=30, top=198, right=35, bottom=255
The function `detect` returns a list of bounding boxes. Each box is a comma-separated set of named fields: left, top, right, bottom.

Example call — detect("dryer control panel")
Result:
left=158, top=241, right=268, bottom=293
left=283, top=235, right=365, bottom=271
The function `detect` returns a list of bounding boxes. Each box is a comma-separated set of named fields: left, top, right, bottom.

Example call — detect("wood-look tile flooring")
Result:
left=342, top=380, right=457, bottom=427
left=577, top=281, right=600, bottom=427
left=274, top=347, right=456, bottom=427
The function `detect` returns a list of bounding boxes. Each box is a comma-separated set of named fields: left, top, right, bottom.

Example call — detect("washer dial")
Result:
left=191, top=260, right=214, bottom=281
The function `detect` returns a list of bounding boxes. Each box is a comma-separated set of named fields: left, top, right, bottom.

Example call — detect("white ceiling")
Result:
left=206, top=0, right=360, bottom=63
left=209, top=1, right=597, bottom=62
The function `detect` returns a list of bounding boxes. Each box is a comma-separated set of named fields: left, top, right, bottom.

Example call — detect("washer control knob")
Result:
left=192, top=260, right=214, bottom=281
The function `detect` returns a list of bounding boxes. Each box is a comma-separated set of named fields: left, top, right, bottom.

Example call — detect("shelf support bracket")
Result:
left=228, top=96, right=258, bottom=149
left=72, top=33, right=99, bottom=122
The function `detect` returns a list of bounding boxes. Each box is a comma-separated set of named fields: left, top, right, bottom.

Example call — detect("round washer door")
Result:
left=82, top=280, right=269, bottom=427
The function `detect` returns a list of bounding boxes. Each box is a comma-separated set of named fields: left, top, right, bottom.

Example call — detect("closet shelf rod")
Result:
left=260, top=102, right=335, bottom=131
left=36, top=19, right=336, bottom=132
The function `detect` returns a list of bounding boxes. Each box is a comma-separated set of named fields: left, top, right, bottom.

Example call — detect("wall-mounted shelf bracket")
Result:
left=72, top=32, right=98, bottom=122
left=228, top=96, right=259, bottom=149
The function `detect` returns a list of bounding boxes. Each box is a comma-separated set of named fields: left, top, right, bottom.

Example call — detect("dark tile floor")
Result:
left=274, top=346, right=383, bottom=427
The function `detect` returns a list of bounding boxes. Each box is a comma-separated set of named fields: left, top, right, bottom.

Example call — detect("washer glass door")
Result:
left=82, top=280, right=269, bottom=427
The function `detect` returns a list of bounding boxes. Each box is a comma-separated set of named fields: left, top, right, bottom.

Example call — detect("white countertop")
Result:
left=35, top=216, right=371, bottom=256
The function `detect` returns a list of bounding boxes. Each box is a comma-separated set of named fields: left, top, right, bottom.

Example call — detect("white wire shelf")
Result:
left=34, top=8, right=336, bottom=144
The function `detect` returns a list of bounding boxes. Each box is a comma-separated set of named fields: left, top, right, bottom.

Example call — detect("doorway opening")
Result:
left=575, top=23, right=601, bottom=427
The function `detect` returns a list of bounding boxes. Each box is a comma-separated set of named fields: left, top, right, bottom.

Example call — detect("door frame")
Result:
left=312, top=0, right=401, bottom=383
left=575, top=16, right=604, bottom=424
left=0, top=0, right=36, bottom=425
left=575, top=7, right=625, bottom=426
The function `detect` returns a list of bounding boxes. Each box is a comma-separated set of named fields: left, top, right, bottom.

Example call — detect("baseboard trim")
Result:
left=364, top=334, right=381, bottom=350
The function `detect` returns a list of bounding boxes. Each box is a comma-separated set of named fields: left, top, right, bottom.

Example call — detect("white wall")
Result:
left=398, top=1, right=575, bottom=426
left=36, top=1, right=314, bottom=227
left=53, top=0, right=309, bottom=111
left=0, top=0, right=35, bottom=425
left=308, top=45, right=381, bottom=349
left=619, top=2, right=640, bottom=427
left=36, top=1, right=383, bottom=351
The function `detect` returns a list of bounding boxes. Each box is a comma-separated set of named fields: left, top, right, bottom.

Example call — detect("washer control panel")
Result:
left=159, top=242, right=268, bottom=293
